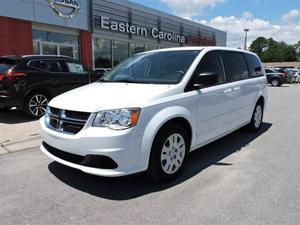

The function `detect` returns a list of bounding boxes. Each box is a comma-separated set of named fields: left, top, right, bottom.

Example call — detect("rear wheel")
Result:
left=24, top=93, right=49, bottom=118
left=147, top=123, right=189, bottom=181
left=248, top=102, right=264, bottom=132
left=271, top=78, right=281, bottom=87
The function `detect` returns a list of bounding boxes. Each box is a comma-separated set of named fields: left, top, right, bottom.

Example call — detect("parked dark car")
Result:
left=0, top=55, right=101, bottom=117
left=274, top=68, right=293, bottom=83
left=265, top=68, right=287, bottom=87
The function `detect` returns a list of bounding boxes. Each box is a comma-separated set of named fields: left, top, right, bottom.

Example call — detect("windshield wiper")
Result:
left=106, top=79, right=145, bottom=84
left=111, top=79, right=135, bottom=83
left=99, top=78, right=136, bottom=83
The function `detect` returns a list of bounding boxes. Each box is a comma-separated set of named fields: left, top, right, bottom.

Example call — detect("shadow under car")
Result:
left=48, top=122, right=272, bottom=201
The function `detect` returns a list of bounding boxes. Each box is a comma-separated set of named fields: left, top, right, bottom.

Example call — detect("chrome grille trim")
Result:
left=46, top=107, right=90, bottom=135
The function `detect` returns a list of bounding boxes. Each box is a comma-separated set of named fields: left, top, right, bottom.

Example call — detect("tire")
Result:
left=24, top=92, right=49, bottom=118
left=271, top=78, right=281, bottom=87
left=248, top=102, right=264, bottom=132
left=147, top=123, right=190, bottom=181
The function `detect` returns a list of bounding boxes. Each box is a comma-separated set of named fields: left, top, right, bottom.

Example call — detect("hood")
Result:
left=49, top=82, right=173, bottom=112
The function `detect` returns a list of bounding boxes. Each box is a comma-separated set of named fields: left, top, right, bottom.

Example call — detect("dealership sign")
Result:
left=99, top=16, right=186, bottom=44
left=48, top=0, right=80, bottom=19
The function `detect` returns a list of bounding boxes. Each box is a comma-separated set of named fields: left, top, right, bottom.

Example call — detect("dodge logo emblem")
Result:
left=48, top=0, right=81, bottom=19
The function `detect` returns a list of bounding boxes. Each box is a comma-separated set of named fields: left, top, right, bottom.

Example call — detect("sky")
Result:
left=131, top=0, right=300, bottom=48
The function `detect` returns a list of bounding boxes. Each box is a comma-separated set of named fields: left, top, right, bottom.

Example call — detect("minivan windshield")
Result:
left=100, top=50, right=200, bottom=84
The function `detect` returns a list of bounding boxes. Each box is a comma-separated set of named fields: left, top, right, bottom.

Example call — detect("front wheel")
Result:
left=147, top=123, right=190, bottom=181
left=248, top=102, right=264, bottom=132
left=24, top=93, right=49, bottom=118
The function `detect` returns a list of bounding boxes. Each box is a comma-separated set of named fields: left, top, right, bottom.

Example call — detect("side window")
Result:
left=29, top=60, right=63, bottom=73
left=222, top=51, right=249, bottom=82
left=66, top=62, right=86, bottom=74
left=195, top=51, right=226, bottom=85
left=245, top=54, right=264, bottom=77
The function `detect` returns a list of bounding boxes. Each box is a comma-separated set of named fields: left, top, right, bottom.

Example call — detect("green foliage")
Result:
left=249, top=37, right=298, bottom=62
left=294, top=41, right=300, bottom=61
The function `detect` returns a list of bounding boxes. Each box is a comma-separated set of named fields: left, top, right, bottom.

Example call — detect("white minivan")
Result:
left=40, top=47, right=267, bottom=181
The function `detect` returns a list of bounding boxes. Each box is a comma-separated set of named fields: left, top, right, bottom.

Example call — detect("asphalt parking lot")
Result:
left=1, top=84, right=300, bottom=225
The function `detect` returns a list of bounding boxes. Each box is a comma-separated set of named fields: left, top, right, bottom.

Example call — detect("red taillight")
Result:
left=0, top=74, right=5, bottom=81
left=5, top=70, right=26, bottom=80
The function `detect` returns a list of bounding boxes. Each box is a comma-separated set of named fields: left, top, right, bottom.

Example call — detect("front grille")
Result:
left=46, top=107, right=91, bottom=134
left=43, top=142, right=118, bottom=169
left=65, top=110, right=90, bottom=121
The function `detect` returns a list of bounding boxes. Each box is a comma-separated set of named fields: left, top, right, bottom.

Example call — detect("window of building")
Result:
left=42, top=44, right=57, bottom=55
left=93, top=38, right=174, bottom=69
left=33, top=42, right=40, bottom=55
left=32, top=29, right=79, bottom=60
left=113, top=41, right=129, bottom=67
left=33, top=29, right=78, bottom=45
left=129, top=44, right=145, bottom=56
left=60, top=46, right=74, bottom=59
left=94, top=39, right=112, bottom=69
left=145, top=45, right=158, bottom=51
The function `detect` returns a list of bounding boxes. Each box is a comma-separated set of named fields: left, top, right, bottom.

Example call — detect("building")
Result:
left=0, top=0, right=227, bottom=69
left=263, top=62, right=300, bottom=69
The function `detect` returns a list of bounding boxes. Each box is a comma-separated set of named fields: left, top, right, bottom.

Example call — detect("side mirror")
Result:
left=194, top=72, right=219, bottom=89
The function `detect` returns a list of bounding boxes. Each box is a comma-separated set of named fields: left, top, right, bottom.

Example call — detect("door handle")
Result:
left=224, top=88, right=232, bottom=94
left=233, top=87, right=241, bottom=91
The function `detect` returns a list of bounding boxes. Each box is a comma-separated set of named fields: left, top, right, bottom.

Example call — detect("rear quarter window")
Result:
left=0, top=64, right=12, bottom=73
left=0, top=59, right=17, bottom=73
left=65, top=62, right=86, bottom=74
left=245, top=54, right=264, bottom=77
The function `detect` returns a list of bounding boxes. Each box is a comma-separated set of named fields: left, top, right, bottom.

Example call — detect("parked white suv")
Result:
left=40, top=47, right=267, bottom=181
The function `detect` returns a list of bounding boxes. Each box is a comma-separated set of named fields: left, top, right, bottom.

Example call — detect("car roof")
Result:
left=141, top=46, right=256, bottom=55
left=0, top=55, right=74, bottom=61
left=22, top=55, right=74, bottom=60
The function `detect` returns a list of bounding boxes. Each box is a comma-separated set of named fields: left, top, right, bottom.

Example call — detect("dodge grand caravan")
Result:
left=40, top=47, right=268, bottom=181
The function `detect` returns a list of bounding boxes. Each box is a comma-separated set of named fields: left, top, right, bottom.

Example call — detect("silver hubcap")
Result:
left=161, top=133, right=186, bottom=175
left=254, top=105, right=263, bottom=128
left=272, top=80, right=279, bottom=86
left=29, top=94, right=48, bottom=116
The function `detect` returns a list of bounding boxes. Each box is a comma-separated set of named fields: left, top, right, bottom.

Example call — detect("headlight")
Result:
left=92, top=108, right=141, bottom=130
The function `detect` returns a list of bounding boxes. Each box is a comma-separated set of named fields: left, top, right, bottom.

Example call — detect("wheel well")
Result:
left=257, top=96, right=264, bottom=108
left=158, top=117, right=192, bottom=146
left=271, top=77, right=280, bottom=81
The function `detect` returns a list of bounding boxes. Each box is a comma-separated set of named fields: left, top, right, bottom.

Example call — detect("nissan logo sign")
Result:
left=48, top=0, right=81, bottom=19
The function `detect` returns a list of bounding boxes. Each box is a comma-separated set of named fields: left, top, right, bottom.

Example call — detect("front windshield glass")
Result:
left=100, top=50, right=200, bottom=84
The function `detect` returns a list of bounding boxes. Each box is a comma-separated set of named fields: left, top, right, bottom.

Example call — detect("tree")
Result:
left=294, top=41, right=300, bottom=61
left=249, top=37, right=268, bottom=56
left=250, top=37, right=297, bottom=62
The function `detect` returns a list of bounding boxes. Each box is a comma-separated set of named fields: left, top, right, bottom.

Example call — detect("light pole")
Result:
left=244, top=28, right=249, bottom=50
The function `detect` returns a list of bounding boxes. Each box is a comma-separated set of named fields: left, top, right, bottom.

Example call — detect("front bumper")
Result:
left=40, top=117, right=147, bottom=177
